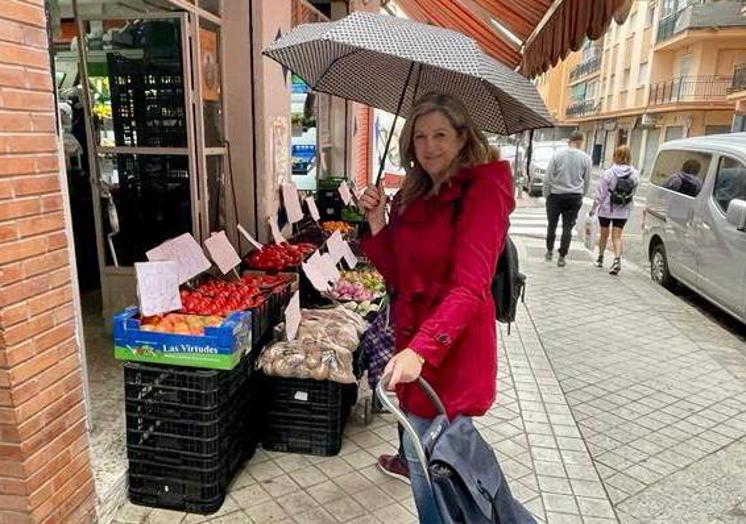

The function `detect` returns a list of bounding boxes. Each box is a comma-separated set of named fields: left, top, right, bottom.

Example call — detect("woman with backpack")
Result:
left=358, top=92, right=515, bottom=523
left=589, top=145, right=639, bottom=275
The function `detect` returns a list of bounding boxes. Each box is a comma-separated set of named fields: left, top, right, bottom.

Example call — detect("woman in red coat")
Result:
left=359, top=92, right=515, bottom=523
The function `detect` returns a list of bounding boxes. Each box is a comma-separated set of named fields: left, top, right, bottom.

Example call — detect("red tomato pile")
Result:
left=179, top=274, right=295, bottom=317
left=245, top=242, right=315, bottom=271
left=181, top=280, right=263, bottom=316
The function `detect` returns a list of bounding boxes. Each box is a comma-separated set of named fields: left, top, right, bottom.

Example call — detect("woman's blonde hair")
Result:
left=398, top=93, right=496, bottom=208
left=613, top=145, right=631, bottom=165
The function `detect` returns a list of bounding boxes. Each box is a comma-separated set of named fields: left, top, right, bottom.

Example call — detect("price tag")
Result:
left=135, top=261, right=182, bottom=316
left=342, top=243, right=358, bottom=269
left=146, top=233, right=211, bottom=284
left=327, top=230, right=345, bottom=263
left=305, top=196, right=321, bottom=222
left=238, top=224, right=263, bottom=250
left=284, top=290, right=301, bottom=341
left=319, top=253, right=341, bottom=283
left=338, top=180, right=352, bottom=205
left=268, top=214, right=287, bottom=244
left=302, top=260, right=331, bottom=292
left=282, top=182, right=304, bottom=224
left=204, top=231, right=241, bottom=274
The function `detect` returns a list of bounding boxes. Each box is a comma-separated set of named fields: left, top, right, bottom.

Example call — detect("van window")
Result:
left=651, top=150, right=712, bottom=197
left=713, top=156, right=746, bottom=215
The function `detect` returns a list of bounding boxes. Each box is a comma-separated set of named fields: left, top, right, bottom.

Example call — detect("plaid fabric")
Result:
left=359, top=302, right=395, bottom=389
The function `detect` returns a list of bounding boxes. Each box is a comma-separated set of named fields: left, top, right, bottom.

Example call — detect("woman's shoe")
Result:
left=609, top=258, right=621, bottom=275
left=377, top=455, right=410, bottom=484
left=594, top=256, right=604, bottom=268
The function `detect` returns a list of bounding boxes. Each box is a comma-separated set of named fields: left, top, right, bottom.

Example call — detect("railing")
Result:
left=566, top=99, right=601, bottom=118
left=730, top=63, right=746, bottom=93
left=649, top=75, right=733, bottom=105
left=569, top=54, right=602, bottom=81
left=656, top=9, right=682, bottom=42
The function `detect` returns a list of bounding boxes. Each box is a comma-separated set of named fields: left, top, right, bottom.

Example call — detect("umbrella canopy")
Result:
left=263, top=11, right=552, bottom=136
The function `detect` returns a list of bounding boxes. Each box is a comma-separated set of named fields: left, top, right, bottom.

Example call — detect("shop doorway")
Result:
left=52, top=0, right=229, bottom=514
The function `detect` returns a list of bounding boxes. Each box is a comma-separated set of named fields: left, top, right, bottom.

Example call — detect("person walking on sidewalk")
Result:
left=589, top=145, right=639, bottom=275
left=359, top=92, right=514, bottom=524
left=543, top=131, right=592, bottom=267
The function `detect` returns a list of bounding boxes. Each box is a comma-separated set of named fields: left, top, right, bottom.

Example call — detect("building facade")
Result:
left=537, top=0, right=746, bottom=175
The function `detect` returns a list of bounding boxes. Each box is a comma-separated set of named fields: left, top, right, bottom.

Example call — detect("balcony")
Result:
left=657, top=1, right=746, bottom=44
left=649, top=75, right=733, bottom=105
left=566, top=99, right=601, bottom=118
left=569, top=54, right=602, bottom=82
left=730, top=63, right=746, bottom=93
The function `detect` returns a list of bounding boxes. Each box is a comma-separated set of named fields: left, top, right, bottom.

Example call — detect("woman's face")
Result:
left=413, top=110, right=465, bottom=182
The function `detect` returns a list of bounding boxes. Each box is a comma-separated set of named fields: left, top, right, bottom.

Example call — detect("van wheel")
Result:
left=650, top=243, right=673, bottom=289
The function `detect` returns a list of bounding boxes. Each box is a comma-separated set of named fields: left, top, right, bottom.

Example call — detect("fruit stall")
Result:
left=116, top=180, right=388, bottom=515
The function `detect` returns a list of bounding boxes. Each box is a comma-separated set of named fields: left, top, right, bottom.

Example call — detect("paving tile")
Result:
left=276, top=489, right=320, bottom=516
left=260, top=474, right=301, bottom=498
left=244, top=500, right=289, bottom=523
left=203, top=512, right=252, bottom=524
left=231, top=484, right=272, bottom=509
left=576, top=496, right=615, bottom=519
left=542, top=493, right=579, bottom=514
left=145, top=508, right=186, bottom=523
left=335, top=471, right=375, bottom=495
left=114, top=502, right=152, bottom=523
left=351, top=486, right=395, bottom=512
left=545, top=512, right=582, bottom=524
left=372, top=503, right=416, bottom=524
left=307, top=480, right=347, bottom=505
left=288, top=465, right=327, bottom=489
left=537, top=475, right=573, bottom=495
left=291, top=506, right=337, bottom=524
left=325, top=496, right=368, bottom=522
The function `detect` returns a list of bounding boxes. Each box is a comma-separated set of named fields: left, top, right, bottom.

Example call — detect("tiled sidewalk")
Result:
left=113, top=236, right=746, bottom=523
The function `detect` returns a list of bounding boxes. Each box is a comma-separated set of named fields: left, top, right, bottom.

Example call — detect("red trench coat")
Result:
left=361, top=161, right=515, bottom=419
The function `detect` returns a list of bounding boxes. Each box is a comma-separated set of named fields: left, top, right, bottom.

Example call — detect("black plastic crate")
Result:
left=124, top=358, right=249, bottom=410
left=129, top=476, right=225, bottom=515
left=259, top=375, right=355, bottom=456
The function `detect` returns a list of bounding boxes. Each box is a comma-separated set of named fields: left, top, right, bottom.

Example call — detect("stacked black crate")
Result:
left=124, top=357, right=257, bottom=514
left=259, top=375, right=358, bottom=457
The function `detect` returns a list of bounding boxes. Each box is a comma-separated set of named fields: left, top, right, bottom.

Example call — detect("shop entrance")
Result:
left=52, top=0, right=228, bottom=512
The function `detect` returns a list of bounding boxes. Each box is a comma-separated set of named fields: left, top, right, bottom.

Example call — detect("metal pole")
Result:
left=374, top=61, right=417, bottom=186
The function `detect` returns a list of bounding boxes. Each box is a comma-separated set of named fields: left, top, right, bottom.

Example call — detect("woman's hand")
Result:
left=358, top=185, right=387, bottom=235
left=384, top=348, right=424, bottom=390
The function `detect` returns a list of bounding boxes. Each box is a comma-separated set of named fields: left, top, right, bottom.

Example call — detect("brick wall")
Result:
left=0, top=2, right=96, bottom=523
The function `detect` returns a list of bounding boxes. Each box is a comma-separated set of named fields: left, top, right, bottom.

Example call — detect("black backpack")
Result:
left=610, top=174, right=637, bottom=206
left=452, top=192, right=526, bottom=332
left=493, top=235, right=526, bottom=332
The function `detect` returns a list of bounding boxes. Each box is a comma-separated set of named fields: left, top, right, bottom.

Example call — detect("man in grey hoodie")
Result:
left=543, top=131, right=593, bottom=267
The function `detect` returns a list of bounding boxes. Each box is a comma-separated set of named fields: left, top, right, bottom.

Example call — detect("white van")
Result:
left=643, top=133, right=746, bottom=324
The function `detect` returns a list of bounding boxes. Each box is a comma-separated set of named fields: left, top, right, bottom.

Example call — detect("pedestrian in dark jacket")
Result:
left=359, top=92, right=514, bottom=523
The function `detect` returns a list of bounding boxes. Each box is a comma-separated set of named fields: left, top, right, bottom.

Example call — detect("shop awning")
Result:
left=392, top=0, right=632, bottom=78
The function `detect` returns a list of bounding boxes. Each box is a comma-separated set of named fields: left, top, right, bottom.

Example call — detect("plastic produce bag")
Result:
left=257, top=306, right=366, bottom=384
left=583, top=214, right=599, bottom=251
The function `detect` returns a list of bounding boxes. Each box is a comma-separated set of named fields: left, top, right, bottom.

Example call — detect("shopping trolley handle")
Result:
left=375, top=375, right=449, bottom=488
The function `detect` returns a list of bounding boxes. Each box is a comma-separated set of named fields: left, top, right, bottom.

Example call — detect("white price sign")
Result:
left=135, top=261, right=182, bottom=316
left=282, top=182, right=304, bottom=224
left=146, top=233, right=211, bottom=284
left=238, top=224, right=263, bottom=250
left=338, top=180, right=352, bottom=205
left=204, top=231, right=241, bottom=274
left=268, top=214, right=287, bottom=244
left=305, top=196, right=321, bottom=222
left=327, top=230, right=346, bottom=263
left=284, top=290, right=301, bottom=341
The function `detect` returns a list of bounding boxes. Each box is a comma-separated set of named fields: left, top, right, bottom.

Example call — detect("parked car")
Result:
left=488, top=139, right=525, bottom=183
left=524, top=140, right=568, bottom=196
left=643, top=133, right=746, bottom=324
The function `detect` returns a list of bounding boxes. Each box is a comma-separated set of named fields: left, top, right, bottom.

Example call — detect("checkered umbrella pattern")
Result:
left=263, top=12, right=553, bottom=135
